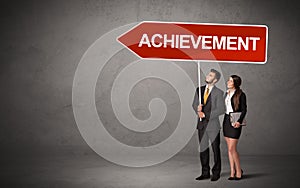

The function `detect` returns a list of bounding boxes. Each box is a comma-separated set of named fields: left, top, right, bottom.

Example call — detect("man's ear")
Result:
left=213, top=78, right=218, bottom=84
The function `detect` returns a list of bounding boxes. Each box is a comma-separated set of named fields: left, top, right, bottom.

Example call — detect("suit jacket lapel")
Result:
left=200, top=86, right=205, bottom=104
left=231, top=93, right=236, bottom=112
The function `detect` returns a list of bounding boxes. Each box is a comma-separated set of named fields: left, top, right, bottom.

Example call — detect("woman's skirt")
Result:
left=223, top=114, right=242, bottom=139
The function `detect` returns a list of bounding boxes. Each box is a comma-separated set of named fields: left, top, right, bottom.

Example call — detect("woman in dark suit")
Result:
left=223, top=75, right=247, bottom=180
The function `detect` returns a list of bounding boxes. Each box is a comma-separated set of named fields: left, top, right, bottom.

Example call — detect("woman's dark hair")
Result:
left=231, top=75, right=242, bottom=111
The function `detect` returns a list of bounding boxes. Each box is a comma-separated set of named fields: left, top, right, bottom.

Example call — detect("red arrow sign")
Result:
left=117, top=21, right=268, bottom=63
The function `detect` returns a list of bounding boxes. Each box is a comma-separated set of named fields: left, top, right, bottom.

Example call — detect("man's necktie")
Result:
left=204, top=87, right=209, bottom=105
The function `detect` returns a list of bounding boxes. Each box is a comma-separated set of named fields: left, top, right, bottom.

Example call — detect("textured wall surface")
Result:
left=1, top=0, right=299, bottom=161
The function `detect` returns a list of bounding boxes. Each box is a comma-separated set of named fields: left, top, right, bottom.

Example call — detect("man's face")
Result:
left=205, top=72, right=217, bottom=84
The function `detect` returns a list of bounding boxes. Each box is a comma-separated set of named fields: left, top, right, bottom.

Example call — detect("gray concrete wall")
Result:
left=1, top=0, right=299, bottom=160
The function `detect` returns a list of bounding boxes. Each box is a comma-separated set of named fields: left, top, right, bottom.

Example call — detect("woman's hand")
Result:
left=234, top=122, right=241, bottom=128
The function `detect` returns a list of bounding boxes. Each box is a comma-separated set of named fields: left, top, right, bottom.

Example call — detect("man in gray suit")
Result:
left=193, top=69, right=225, bottom=181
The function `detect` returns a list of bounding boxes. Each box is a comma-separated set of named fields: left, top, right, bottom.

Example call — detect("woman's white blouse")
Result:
left=225, top=90, right=235, bottom=115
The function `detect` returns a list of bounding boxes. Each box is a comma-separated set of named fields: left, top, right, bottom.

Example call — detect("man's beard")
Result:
left=205, top=80, right=213, bottom=84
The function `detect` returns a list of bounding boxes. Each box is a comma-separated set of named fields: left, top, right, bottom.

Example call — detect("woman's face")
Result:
left=227, top=77, right=235, bottom=89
